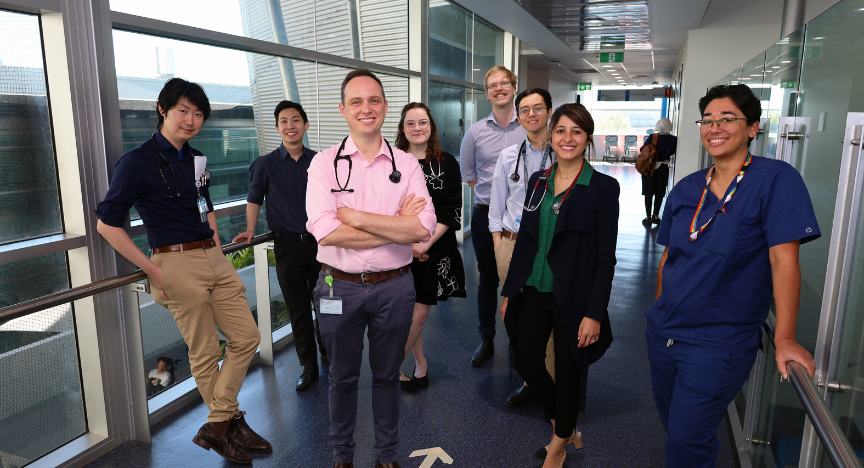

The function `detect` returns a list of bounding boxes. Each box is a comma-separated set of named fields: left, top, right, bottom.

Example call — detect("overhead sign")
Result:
left=781, top=81, right=796, bottom=89
left=597, top=88, right=671, bottom=102
left=578, top=83, right=592, bottom=91
left=599, top=52, right=624, bottom=63
left=790, top=45, right=822, bottom=59
left=410, top=447, right=453, bottom=468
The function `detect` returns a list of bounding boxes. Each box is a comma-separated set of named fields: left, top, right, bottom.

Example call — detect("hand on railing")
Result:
left=775, top=337, right=816, bottom=380
left=232, top=231, right=255, bottom=244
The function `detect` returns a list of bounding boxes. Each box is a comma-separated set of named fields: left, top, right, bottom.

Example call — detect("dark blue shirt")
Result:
left=95, top=132, right=215, bottom=248
left=645, top=156, right=820, bottom=349
left=247, top=144, right=317, bottom=235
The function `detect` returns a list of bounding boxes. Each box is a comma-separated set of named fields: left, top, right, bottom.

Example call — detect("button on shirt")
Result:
left=95, top=132, right=214, bottom=248
left=247, top=144, right=317, bottom=235
left=645, top=156, right=821, bottom=349
left=489, top=139, right=554, bottom=233
left=306, top=136, right=437, bottom=274
left=460, top=110, right=527, bottom=205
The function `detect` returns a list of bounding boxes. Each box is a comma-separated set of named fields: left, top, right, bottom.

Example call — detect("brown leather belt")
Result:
left=475, top=203, right=489, bottom=213
left=152, top=238, right=216, bottom=254
left=322, top=264, right=409, bottom=285
left=502, top=228, right=518, bottom=241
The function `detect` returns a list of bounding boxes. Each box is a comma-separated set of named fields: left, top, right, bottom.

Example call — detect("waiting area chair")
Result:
left=603, top=135, right=619, bottom=162
left=621, top=135, right=638, bottom=163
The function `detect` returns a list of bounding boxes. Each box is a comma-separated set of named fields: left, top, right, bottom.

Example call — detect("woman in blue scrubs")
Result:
left=645, top=84, right=820, bottom=467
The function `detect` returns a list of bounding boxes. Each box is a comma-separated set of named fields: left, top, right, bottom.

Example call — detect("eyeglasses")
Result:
left=695, top=117, right=748, bottom=130
left=519, top=105, right=548, bottom=117
left=486, top=81, right=512, bottom=91
left=404, top=119, right=430, bottom=129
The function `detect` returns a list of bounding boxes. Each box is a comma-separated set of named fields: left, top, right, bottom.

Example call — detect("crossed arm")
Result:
left=319, top=194, right=431, bottom=248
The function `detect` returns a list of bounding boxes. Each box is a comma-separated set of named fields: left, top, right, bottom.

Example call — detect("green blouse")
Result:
left=525, top=161, right=594, bottom=292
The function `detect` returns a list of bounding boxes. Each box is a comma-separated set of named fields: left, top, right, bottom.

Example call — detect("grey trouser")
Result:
left=313, top=270, right=415, bottom=464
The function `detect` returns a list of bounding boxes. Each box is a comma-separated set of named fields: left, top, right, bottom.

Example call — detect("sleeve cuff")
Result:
left=308, top=217, right=341, bottom=242
left=418, top=211, right=437, bottom=237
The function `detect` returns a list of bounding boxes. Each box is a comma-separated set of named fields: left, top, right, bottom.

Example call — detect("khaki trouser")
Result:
left=151, top=245, right=260, bottom=423
left=495, top=235, right=555, bottom=379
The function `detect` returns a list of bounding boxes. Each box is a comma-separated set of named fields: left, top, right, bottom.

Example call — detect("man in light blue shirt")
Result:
left=489, top=88, right=554, bottom=407
left=460, top=65, right=527, bottom=369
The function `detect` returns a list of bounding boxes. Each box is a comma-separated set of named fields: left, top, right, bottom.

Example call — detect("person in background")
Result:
left=460, top=65, right=527, bottom=368
left=394, top=102, right=466, bottom=392
left=641, top=118, right=676, bottom=226
left=233, top=100, right=328, bottom=392
left=147, top=356, right=174, bottom=394
left=490, top=87, right=556, bottom=408
left=502, top=103, right=618, bottom=468
left=645, top=84, right=819, bottom=467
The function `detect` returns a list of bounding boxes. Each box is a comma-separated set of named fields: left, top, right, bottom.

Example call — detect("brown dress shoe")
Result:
left=375, top=462, right=400, bottom=468
left=505, top=383, right=535, bottom=407
left=229, top=412, right=272, bottom=453
left=192, top=422, right=252, bottom=464
left=332, top=462, right=353, bottom=468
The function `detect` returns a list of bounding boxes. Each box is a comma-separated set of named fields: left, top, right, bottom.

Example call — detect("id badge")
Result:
left=319, top=297, right=343, bottom=315
left=196, top=196, right=208, bottom=223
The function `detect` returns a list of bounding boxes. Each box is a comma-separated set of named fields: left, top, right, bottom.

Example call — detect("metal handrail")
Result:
left=0, top=233, right=275, bottom=323
left=764, top=316, right=863, bottom=468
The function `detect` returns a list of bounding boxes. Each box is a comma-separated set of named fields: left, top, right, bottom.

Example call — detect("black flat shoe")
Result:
left=412, top=368, right=429, bottom=389
left=651, top=215, right=661, bottom=224
left=471, top=340, right=494, bottom=367
left=642, top=217, right=652, bottom=226
left=505, top=383, right=534, bottom=407
left=400, top=378, right=418, bottom=392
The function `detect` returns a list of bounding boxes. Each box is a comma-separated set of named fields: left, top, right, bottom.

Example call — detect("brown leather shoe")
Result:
left=332, top=462, right=353, bottom=468
left=192, top=422, right=252, bottom=464
left=229, top=412, right=272, bottom=453
left=375, top=462, right=400, bottom=468
left=506, top=383, right=535, bottom=407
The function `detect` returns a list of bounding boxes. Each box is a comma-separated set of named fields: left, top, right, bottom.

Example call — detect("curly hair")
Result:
left=395, top=102, right=444, bottom=162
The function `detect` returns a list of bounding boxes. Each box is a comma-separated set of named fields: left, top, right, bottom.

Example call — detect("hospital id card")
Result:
left=319, top=297, right=343, bottom=315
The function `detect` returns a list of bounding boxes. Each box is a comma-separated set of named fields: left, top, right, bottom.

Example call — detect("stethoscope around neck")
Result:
left=332, top=136, right=401, bottom=193
left=510, top=141, right=553, bottom=183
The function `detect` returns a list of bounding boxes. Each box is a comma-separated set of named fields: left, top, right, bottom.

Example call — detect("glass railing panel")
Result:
left=0, top=303, right=87, bottom=465
left=763, top=26, right=805, bottom=160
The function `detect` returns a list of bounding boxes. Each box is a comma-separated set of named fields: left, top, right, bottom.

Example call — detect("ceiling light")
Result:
left=814, top=37, right=824, bottom=39
left=602, top=65, right=613, bottom=68
left=859, top=7, right=864, bottom=10
left=611, top=73, right=620, bottom=75
left=765, top=70, right=772, bottom=73
left=772, top=66, right=780, bottom=68
left=750, top=74, right=762, bottom=76
left=782, top=60, right=792, bottom=63
left=742, top=77, right=752, bottom=80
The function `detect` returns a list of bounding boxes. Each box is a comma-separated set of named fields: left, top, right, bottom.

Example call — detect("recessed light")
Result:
left=782, top=60, right=792, bottom=63
left=750, top=74, right=762, bottom=76
left=602, top=65, right=613, bottom=68
left=765, top=70, right=772, bottom=73
left=814, top=37, right=824, bottom=39
left=611, top=73, right=620, bottom=76
left=858, top=7, right=864, bottom=10
left=742, top=77, right=752, bottom=80
left=772, top=66, right=780, bottom=68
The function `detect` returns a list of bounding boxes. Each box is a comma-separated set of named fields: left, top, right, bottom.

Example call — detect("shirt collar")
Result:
left=344, top=135, right=393, bottom=161
left=485, top=108, right=519, bottom=127
left=279, top=143, right=311, bottom=161
left=154, top=131, right=188, bottom=154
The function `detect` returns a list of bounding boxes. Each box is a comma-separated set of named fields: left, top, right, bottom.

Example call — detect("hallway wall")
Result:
left=672, top=0, right=841, bottom=183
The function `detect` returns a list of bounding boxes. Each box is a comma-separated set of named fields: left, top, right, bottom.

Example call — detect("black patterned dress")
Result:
left=410, top=151, right=467, bottom=305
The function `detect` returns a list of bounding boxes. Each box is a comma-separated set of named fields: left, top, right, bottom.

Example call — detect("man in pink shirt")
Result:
left=306, top=69, right=436, bottom=468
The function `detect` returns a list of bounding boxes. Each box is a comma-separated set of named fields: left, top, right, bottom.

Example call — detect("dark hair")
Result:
left=548, top=103, right=595, bottom=157
left=157, top=356, right=172, bottom=367
left=395, top=102, right=444, bottom=162
left=698, top=84, right=761, bottom=145
left=515, top=88, right=552, bottom=111
left=274, top=100, right=308, bottom=125
left=340, top=69, right=386, bottom=104
left=156, top=78, right=211, bottom=130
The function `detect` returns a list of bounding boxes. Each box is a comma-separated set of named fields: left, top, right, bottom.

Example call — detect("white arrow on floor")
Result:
left=409, top=447, right=453, bottom=468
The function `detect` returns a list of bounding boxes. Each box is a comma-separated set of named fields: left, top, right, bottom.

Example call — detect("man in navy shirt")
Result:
left=96, top=78, right=270, bottom=464
left=234, top=100, right=328, bottom=391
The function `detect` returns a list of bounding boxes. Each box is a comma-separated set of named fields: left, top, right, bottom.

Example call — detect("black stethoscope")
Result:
left=510, top=141, right=553, bottom=183
left=332, top=136, right=401, bottom=193
left=152, top=133, right=180, bottom=198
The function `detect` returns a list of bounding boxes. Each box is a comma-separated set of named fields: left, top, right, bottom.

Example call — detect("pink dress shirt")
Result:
left=306, top=136, right=437, bottom=274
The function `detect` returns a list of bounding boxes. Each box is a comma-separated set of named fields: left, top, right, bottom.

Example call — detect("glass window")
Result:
left=109, top=0, right=408, bottom=69
left=471, top=15, right=504, bottom=85
left=429, top=0, right=472, bottom=82
left=429, top=81, right=489, bottom=159
left=0, top=10, right=63, bottom=246
left=0, top=252, right=69, bottom=309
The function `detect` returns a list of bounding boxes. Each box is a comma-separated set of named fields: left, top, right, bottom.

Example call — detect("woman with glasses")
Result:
left=502, top=103, right=619, bottom=468
left=645, top=84, right=820, bottom=467
left=640, top=118, right=676, bottom=226
left=395, top=102, right=466, bottom=391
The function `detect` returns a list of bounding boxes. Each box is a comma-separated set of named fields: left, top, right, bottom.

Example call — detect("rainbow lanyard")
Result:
left=689, top=152, right=753, bottom=241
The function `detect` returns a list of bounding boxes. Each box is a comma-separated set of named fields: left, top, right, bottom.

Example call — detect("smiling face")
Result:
left=517, top=93, right=550, bottom=135
left=158, top=97, right=204, bottom=149
left=485, top=71, right=514, bottom=108
left=700, top=97, right=759, bottom=161
left=402, top=107, right=431, bottom=147
left=551, top=115, right=590, bottom=162
left=277, top=108, right=309, bottom=147
left=339, top=76, right=388, bottom=138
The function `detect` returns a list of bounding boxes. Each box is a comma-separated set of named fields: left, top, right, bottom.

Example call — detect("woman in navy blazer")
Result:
left=501, top=103, right=619, bottom=468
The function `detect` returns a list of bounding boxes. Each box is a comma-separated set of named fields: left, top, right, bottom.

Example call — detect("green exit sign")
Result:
left=578, top=83, right=592, bottom=91
left=781, top=81, right=796, bottom=89
left=599, top=52, right=624, bottom=63
left=790, top=45, right=822, bottom=59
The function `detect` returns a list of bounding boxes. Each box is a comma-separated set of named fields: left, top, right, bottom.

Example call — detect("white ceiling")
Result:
left=454, top=0, right=712, bottom=86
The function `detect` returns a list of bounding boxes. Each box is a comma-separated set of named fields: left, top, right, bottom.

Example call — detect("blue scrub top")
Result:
left=645, top=156, right=821, bottom=349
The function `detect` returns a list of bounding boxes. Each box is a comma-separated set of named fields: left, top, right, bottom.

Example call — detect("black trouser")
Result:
left=470, top=206, right=499, bottom=341
left=645, top=194, right=664, bottom=217
left=274, top=233, right=327, bottom=367
left=515, top=287, right=580, bottom=439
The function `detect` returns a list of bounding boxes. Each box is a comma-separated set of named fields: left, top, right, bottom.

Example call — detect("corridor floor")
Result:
left=84, top=164, right=736, bottom=468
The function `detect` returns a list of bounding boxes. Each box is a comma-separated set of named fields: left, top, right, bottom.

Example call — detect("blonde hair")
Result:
left=484, top=65, right=518, bottom=89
